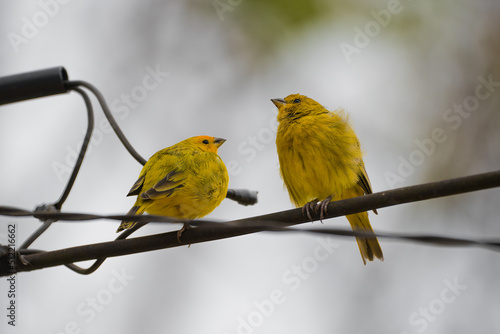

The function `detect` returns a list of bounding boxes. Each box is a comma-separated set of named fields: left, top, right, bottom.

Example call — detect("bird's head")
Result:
left=187, top=136, right=226, bottom=153
left=271, top=94, right=326, bottom=122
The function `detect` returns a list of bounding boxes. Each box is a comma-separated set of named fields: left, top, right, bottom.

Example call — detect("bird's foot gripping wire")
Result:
left=316, top=195, right=332, bottom=222
left=302, top=196, right=333, bottom=223
left=302, top=199, right=318, bottom=222
left=176, top=222, right=192, bottom=243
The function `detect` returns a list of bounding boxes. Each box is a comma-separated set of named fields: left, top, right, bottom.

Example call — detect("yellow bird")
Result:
left=272, top=94, right=383, bottom=264
left=117, top=136, right=229, bottom=239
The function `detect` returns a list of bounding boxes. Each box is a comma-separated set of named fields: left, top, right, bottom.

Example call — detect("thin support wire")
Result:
left=65, top=80, right=147, bottom=165
left=54, top=87, right=95, bottom=209
left=63, top=222, right=147, bottom=275
left=18, top=87, right=94, bottom=250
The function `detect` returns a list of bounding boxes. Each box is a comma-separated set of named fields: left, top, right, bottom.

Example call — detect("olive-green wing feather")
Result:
left=357, top=164, right=378, bottom=215
left=127, top=175, right=146, bottom=197
left=352, top=137, right=377, bottom=214
left=357, top=165, right=372, bottom=195
left=140, top=170, right=185, bottom=200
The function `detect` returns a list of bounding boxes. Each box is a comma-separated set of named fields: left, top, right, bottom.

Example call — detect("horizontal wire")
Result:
left=3, top=219, right=498, bottom=277
left=0, top=170, right=499, bottom=275
left=1, top=169, right=499, bottom=225
left=263, top=226, right=500, bottom=252
left=13, top=221, right=500, bottom=252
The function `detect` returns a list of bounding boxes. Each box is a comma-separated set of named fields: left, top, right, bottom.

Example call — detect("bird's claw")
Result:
left=302, top=199, right=318, bottom=222
left=316, top=196, right=332, bottom=222
left=302, top=196, right=332, bottom=223
left=176, top=223, right=191, bottom=243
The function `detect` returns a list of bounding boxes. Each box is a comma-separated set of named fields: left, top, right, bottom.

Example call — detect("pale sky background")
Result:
left=1, top=1, right=500, bottom=333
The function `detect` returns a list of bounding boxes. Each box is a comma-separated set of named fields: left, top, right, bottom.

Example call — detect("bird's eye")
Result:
left=202, top=139, right=209, bottom=144
left=293, top=98, right=301, bottom=104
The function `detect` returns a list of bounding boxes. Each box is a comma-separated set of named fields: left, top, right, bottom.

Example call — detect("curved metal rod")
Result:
left=65, top=80, right=147, bottom=165
left=19, top=87, right=94, bottom=249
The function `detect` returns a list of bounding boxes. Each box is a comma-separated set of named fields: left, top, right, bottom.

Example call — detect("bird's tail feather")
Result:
left=346, top=212, right=384, bottom=265
left=116, top=206, right=145, bottom=232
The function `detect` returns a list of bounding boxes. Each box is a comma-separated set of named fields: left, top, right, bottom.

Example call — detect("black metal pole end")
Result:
left=0, top=66, right=69, bottom=106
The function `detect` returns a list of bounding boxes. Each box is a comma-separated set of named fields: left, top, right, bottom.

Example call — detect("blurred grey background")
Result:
left=1, top=1, right=499, bottom=333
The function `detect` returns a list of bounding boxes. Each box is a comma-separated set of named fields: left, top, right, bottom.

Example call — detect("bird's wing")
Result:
left=140, top=169, right=185, bottom=200
left=353, top=137, right=374, bottom=195
left=353, top=136, right=377, bottom=213
left=357, top=164, right=373, bottom=195
left=126, top=175, right=145, bottom=197
left=357, top=164, right=378, bottom=215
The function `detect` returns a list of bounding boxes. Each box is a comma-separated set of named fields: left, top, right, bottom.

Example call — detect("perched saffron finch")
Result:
left=272, top=94, right=383, bottom=264
left=117, top=136, right=229, bottom=238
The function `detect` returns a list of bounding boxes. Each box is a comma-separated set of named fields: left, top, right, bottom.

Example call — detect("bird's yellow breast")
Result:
left=276, top=110, right=362, bottom=206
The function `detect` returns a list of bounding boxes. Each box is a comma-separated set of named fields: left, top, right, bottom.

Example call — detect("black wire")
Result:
left=18, top=87, right=94, bottom=250
left=18, top=221, right=52, bottom=251
left=4, top=169, right=498, bottom=225
left=65, top=80, right=147, bottom=165
left=6, top=219, right=500, bottom=276
left=28, top=80, right=149, bottom=274
left=2, top=169, right=498, bottom=274
left=61, top=221, right=148, bottom=275
left=262, top=226, right=500, bottom=252
left=55, top=87, right=95, bottom=209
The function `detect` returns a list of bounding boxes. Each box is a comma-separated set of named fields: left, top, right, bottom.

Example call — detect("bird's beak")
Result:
left=271, top=98, right=286, bottom=108
left=214, top=137, right=226, bottom=148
